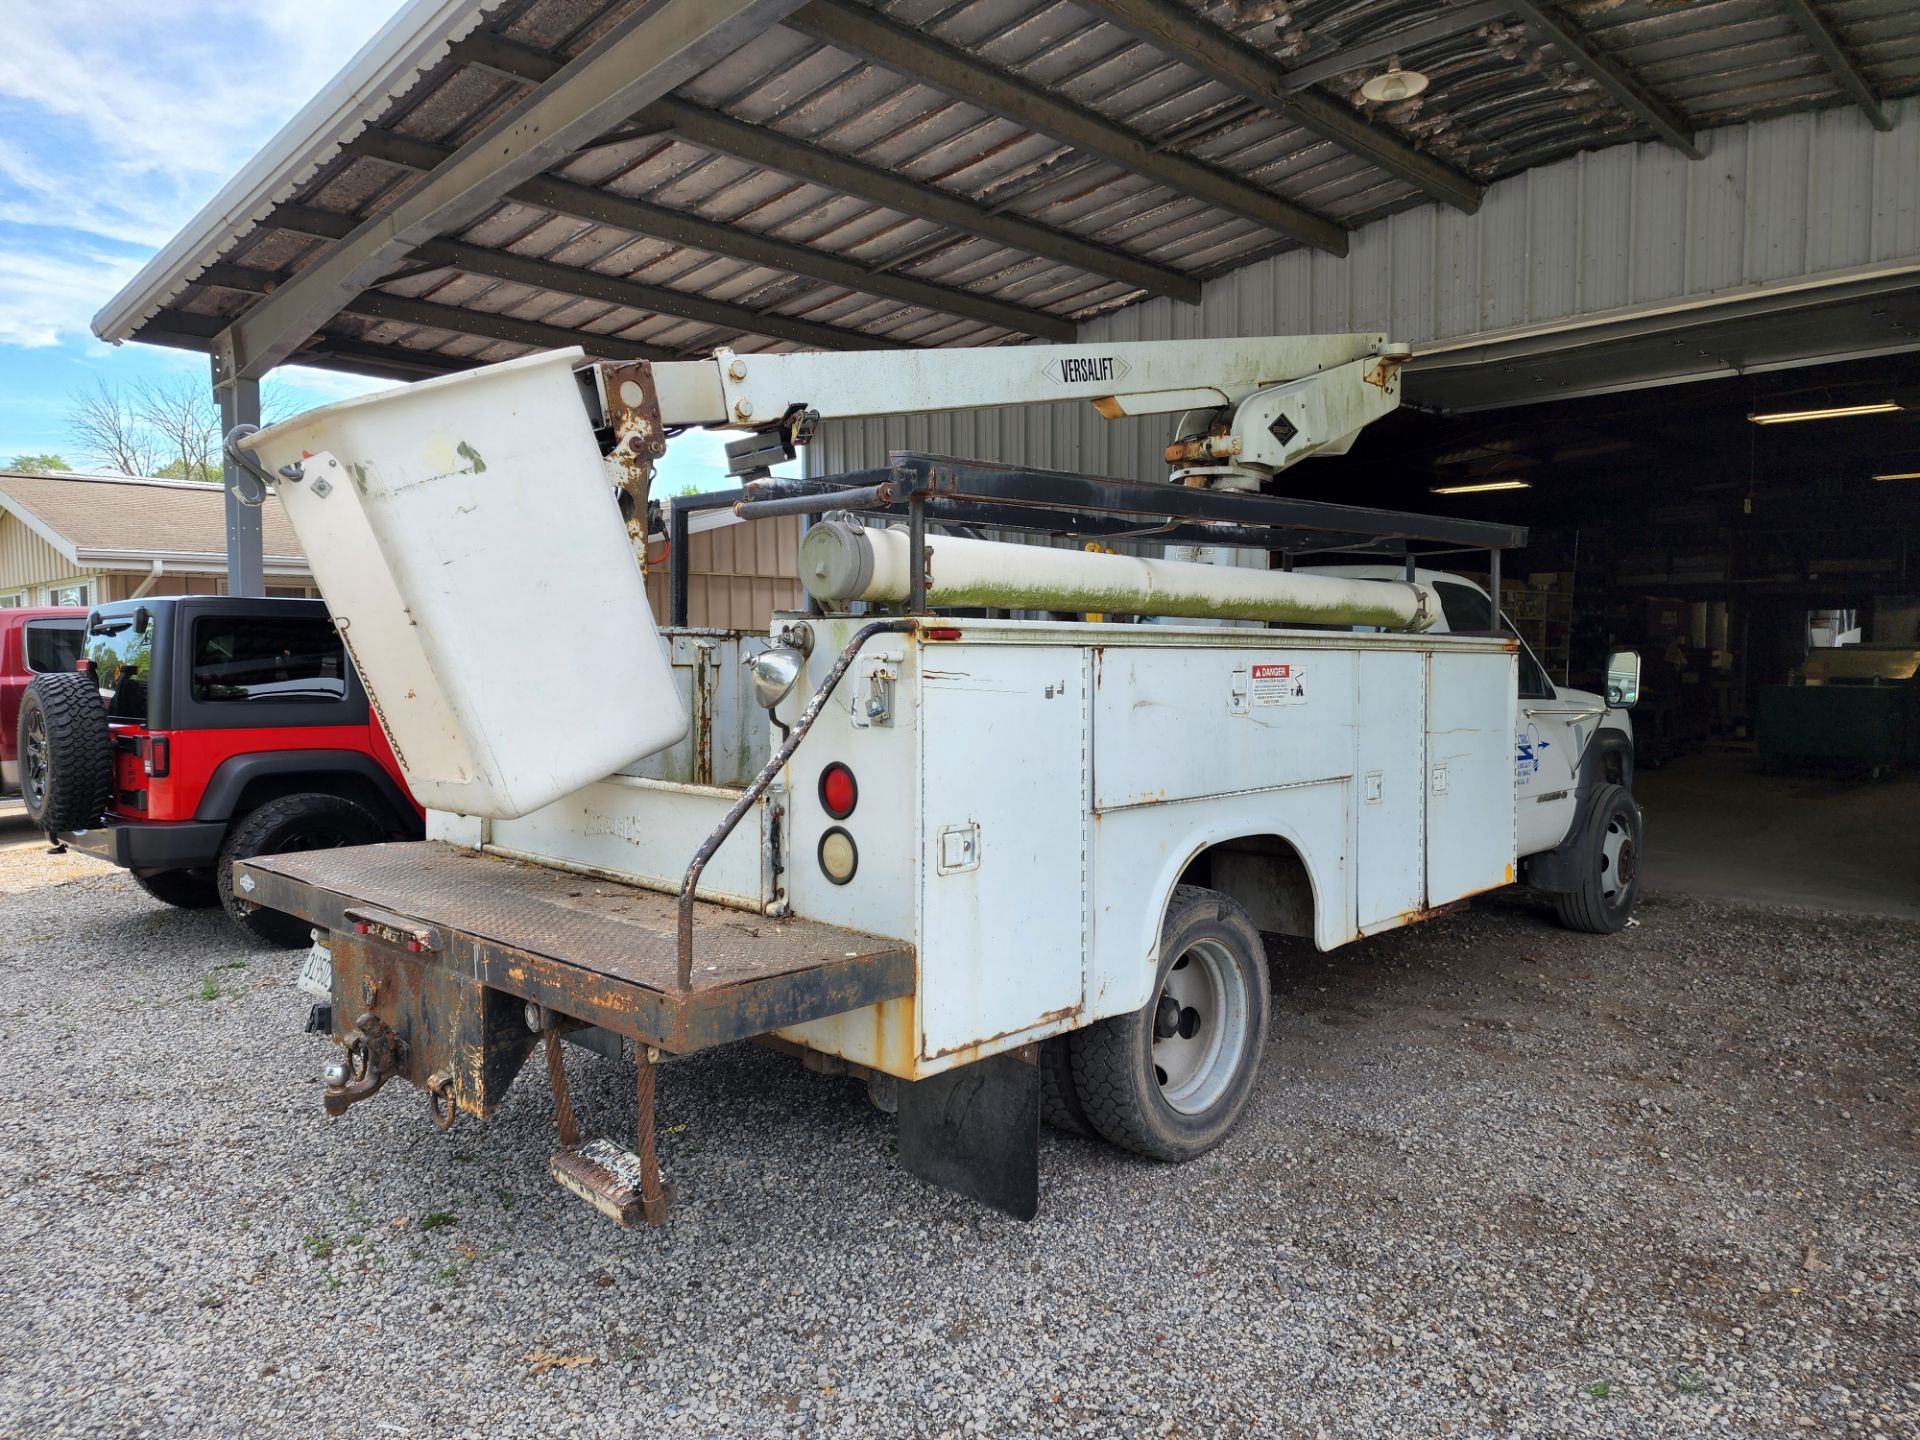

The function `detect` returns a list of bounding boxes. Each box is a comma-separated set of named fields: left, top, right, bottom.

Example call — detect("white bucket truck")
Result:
left=227, top=335, right=1642, bottom=1224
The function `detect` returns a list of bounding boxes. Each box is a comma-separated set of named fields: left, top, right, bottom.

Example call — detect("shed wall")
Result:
left=0, top=515, right=74, bottom=592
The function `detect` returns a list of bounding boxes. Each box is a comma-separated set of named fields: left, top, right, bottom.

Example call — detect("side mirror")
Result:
left=1604, top=649, right=1641, bottom=708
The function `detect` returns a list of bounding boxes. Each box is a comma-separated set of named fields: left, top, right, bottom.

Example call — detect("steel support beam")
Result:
left=412, top=240, right=898, bottom=351
left=347, top=129, right=1074, bottom=341
left=1507, top=1, right=1701, bottom=159
left=788, top=0, right=1350, bottom=255
left=452, top=33, right=1200, bottom=303
left=201, top=261, right=683, bottom=362
left=215, top=0, right=807, bottom=381
left=1276, top=3, right=1511, bottom=91
left=214, top=361, right=263, bottom=597
left=1073, top=0, right=1482, bottom=213
left=1776, top=0, right=1891, bottom=131
left=642, top=98, right=1204, bottom=301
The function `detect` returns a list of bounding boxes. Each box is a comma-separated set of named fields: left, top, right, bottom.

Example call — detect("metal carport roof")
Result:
left=94, top=0, right=1920, bottom=386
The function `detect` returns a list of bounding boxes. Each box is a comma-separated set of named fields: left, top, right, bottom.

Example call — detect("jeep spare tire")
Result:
left=17, top=671, right=112, bottom=832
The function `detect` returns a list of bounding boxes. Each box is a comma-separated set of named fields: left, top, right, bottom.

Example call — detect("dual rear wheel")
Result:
left=1045, top=884, right=1272, bottom=1162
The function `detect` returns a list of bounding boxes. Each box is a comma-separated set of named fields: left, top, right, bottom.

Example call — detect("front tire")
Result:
left=1069, top=885, right=1271, bottom=1161
left=217, top=793, right=384, bottom=947
left=132, top=868, right=219, bottom=908
left=17, top=672, right=111, bottom=832
left=1551, top=783, right=1642, bottom=934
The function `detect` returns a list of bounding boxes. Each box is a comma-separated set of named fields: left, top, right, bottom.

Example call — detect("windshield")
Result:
left=23, top=620, right=83, bottom=674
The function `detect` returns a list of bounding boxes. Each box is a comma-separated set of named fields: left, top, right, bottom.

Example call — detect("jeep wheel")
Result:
left=133, top=869, right=220, bottom=909
left=217, top=793, right=384, bottom=947
left=1551, top=783, right=1642, bottom=934
left=1068, top=885, right=1271, bottom=1162
left=16, top=672, right=111, bottom=833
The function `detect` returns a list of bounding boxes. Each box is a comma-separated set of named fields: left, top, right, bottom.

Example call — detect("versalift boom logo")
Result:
left=1045, top=353, right=1132, bottom=386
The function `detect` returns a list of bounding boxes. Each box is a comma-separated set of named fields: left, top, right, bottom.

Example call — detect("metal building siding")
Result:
left=0, top=515, right=73, bottom=590
left=641, top=512, right=805, bottom=630
left=811, top=98, right=1920, bottom=479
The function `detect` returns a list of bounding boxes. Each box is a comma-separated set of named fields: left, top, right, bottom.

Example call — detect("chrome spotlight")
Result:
left=750, top=646, right=806, bottom=710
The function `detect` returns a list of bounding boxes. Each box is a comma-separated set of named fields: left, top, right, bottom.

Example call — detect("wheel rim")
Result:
left=273, top=826, right=361, bottom=854
left=1151, top=937, right=1250, bottom=1116
left=22, top=710, right=48, bottom=810
left=1599, top=810, right=1636, bottom=902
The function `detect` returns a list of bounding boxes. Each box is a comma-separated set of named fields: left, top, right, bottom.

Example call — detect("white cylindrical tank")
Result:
left=243, top=348, right=687, bottom=820
left=799, top=522, right=1434, bottom=630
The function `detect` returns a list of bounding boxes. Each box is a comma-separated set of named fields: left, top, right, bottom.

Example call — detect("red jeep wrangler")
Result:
left=16, top=596, right=421, bottom=945
left=2, top=606, right=89, bottom=803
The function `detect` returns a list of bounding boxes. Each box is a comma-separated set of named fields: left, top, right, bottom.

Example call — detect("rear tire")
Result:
left=1551, top=783, right=1642, bottom=934
left=1038, top=1036, right=1093, bottom=1137
left=132, top=868, right=219, bottom=908
left=1069, top=885, right=1270, bottom=1162
left=217, top=793, right=384, bottom=947
left=16, top=672, right=111, bottom=832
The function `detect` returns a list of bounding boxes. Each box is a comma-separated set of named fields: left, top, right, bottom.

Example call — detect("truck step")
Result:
left=551, top=1138, right=671, bottom=1227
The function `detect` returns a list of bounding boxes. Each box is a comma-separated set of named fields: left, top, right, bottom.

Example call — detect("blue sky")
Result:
left=0, top=0, right=743, bottom=490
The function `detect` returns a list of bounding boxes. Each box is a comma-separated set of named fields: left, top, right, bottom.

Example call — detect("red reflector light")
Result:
left=354, top=922, right=371, bottom=935
left=819, top=762, right=857, bottom=819
left=926, top=626, right=962, bottom=641
left=144, top=735, right=170, bottom=779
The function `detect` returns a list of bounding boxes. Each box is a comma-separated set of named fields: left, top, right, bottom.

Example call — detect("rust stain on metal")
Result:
left=1364, top=355, right=1409, bottom=390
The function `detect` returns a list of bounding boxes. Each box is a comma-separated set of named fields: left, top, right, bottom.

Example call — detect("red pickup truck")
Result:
left=15, top=596, right=422, bottom=944
left=1, top=607, right=88, bottom=802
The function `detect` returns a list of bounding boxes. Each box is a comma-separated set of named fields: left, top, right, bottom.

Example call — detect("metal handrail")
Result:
left=675, top=618, right=918, bottom=989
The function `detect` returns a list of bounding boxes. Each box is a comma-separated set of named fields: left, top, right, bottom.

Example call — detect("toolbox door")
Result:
left=1425, top=649, right=1518, bottom=905
left=917, top=646, right=1088, bottom=1058
left=1354, top=649, right=1426, bottom=932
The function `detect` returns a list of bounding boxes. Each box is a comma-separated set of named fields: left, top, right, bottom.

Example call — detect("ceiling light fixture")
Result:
left=1872, top=470, right=1920, bottom=481
left=1430, top=479, right=1531, bottom=495
left=1748, top=401, right=1901, bottom=424
left=1360, top=61, right=1429, bottom=104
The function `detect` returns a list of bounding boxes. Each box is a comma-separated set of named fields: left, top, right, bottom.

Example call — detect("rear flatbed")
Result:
left=236, top=841, right=914, bottom=1053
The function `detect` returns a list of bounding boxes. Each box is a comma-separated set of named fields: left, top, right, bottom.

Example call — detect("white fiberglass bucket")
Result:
left=242, top=348, right=686, bottom=820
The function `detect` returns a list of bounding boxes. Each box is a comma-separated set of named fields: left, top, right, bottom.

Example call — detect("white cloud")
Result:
left=0, top=0, right=402, bottom=345
left=0, top=245, right=145, bottom=348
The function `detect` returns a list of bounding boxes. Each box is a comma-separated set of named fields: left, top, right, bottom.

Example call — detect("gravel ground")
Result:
left=0, top=821, right=1914, bottom=1439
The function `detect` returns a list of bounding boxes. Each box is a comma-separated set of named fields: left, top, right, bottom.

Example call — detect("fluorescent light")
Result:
left=1430, top=479, right=1531, bottom=495
left=1873, top=470, right=1920, bottom=481
left=1748, top=401, right=1901, bottom=424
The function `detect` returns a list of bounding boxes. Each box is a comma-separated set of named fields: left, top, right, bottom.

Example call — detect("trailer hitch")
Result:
left=321, top=1012, right=407, bottom=1118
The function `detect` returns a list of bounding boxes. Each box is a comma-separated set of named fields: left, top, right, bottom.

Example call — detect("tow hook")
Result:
left=321, top=1012, right=407, bottom=1118
left=425, top=1069, right=458, bottom=1132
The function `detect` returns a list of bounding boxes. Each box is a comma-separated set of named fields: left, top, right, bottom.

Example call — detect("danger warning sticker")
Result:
left=1250, top=662, right=1307, bottom=706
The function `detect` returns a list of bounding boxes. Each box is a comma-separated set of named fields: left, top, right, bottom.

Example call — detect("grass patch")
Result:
left=419, top=1211, right=457, bottom=1232
left=1672, top=1369, right=1705, bottom=1395
left=1580, top=1381, right=1613, bottom=1400
left=344, top=1233, right=365, bottom=1247
left=301, top=1234, right=334, bottom=1261
left=493, top=1188, right=515, bottom=1211
left=318, top=1273, right=341, bottom=1292
left=195, top=975, right=220, bottom=1002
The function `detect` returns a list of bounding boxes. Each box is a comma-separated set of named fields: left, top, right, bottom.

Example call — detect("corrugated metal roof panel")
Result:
left=98, top=0, right=1919, bottom=375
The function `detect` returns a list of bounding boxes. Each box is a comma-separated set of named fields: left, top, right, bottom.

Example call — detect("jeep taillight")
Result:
left=145, top=735, right=170, bottom=779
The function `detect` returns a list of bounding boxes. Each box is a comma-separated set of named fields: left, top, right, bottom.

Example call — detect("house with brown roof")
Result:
left=0, top=471, right=315, bottom=609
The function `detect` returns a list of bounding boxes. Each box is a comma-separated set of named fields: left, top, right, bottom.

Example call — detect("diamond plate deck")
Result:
left=236, top=841, right=914, bottom=1052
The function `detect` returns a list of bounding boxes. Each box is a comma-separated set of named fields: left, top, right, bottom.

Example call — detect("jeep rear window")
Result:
left=87, top=621, right=154, bottom=723
left=23, top=620, right=83, bottom=674
left=193, top=617, right=346, bottom=704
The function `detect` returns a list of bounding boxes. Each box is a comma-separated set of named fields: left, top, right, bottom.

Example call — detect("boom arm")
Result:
left=592, top=334, right=1410, bottom=490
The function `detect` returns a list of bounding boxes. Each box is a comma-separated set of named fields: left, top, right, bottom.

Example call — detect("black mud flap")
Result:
left=896, top=1047, right=1040, bottom=1221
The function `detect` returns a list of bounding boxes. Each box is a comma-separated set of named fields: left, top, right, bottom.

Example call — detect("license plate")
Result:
left=297, top=941, right=334, bottom=1001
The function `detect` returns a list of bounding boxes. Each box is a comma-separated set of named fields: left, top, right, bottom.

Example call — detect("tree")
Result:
left=5, top=453, right=71, bottom=473
left=67, top=378, right=160, bottom=478
left=65, top=374, right=291, bottom=483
